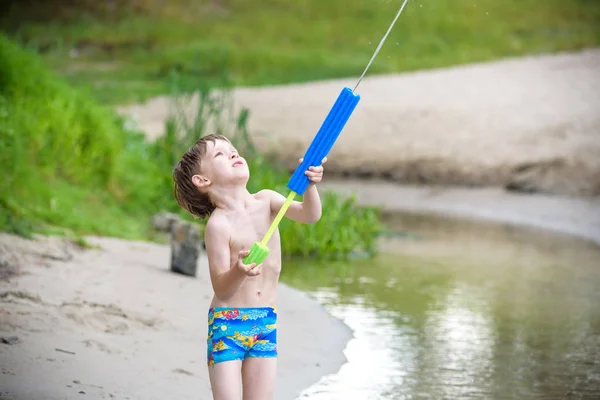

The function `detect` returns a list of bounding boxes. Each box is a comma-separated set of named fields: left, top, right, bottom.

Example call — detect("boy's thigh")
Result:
left=209, top=359, right=243, bottom=400
left=241, top=357, right=278, bottom=400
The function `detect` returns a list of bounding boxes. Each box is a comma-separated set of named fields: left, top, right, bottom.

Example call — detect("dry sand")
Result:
left=119, top=48, right=600, bottom=196
left=0, top=235, right=351, bottom=400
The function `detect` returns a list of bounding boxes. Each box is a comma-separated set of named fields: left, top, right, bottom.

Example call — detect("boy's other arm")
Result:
left=264, top=157, right=325, bottom=224
left=204, top=215, right=250, bottom=302
left=264, top=183, right=322, bottom=224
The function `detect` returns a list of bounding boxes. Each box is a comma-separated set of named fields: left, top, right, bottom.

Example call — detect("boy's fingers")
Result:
left=248, top=265, right=261, bottom=276
left=322, top=157, right=327, bottom=164
left=306, top=166, right=323, bottom=173
left=240, top=261, right=254, bottom=270
left=305, top=171, right=323, bottom=178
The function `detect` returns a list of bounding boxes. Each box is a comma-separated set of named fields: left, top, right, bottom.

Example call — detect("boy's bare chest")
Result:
left=227, top=202, right=275, bottom=249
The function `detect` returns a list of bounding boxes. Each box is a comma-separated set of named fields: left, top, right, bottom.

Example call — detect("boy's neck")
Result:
left=210, top=184, right=252, bottom=212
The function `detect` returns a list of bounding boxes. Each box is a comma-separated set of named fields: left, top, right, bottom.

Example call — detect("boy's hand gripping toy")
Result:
left=243, top=0, right=410, bottom=266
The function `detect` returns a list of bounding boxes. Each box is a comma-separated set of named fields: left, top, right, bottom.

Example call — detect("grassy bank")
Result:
left=0, top=34, right=169, bottom=239
left=0, top=35, right=383, bottom=258
left=2, top=0, right=599, bottom=104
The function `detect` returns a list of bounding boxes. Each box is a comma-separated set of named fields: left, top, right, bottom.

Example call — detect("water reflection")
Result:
left=421, top=284, right=495, bottom=399
left=282, top=213, right=600, bottom=399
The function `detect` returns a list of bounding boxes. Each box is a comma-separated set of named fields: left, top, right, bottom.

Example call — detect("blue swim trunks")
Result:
left=207, top=307, right=277, bottom=367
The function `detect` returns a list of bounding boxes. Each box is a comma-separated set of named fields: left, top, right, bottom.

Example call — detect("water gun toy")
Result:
left=244, top=0, right=410, bottom=266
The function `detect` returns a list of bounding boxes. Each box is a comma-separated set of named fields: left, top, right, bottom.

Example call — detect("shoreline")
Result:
left=294, top=179, right=600, bottom=396
left=0, top=235, right=352, bottom=400
left=320, top=178, right=600, bottom=247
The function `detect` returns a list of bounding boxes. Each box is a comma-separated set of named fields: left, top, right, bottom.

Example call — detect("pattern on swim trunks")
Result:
left=207, top=307, right=277, bottom=367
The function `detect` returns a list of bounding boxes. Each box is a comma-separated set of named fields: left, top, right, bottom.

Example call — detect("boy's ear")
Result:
left=192, top=174, right=211, bottom=190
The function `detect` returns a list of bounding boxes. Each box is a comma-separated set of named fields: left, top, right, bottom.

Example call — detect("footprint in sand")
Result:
left=1, top=290, right=167, bottom=334
left=82, top=339, right=119, bottom=354
left=60, top=301, right=165, bottom=334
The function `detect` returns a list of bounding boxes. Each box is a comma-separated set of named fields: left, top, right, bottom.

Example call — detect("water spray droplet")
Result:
left=354, top=0, right=410, bottom=92
left=369, top=41, right=372, bottom=45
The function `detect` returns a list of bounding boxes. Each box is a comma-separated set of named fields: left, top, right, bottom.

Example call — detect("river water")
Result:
left=280, top=212, right=600, bottom=399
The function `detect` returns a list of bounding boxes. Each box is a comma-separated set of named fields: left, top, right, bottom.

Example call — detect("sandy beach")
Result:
left=0, top=235, right=351, bottom=400
left=119, top=48, right=600, bottom=196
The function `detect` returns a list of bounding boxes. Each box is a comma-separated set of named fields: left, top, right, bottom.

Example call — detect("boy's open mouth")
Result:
left=232, top=160, right=244, bottom=167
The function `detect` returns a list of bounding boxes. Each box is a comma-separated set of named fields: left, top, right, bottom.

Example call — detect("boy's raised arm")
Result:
left=263, top=157, right=325, bottom=224
left=204, top=214, right=249, bottom=301
left=264, top=184, right=322, bottom=224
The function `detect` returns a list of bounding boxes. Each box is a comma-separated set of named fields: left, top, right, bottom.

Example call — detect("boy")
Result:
left=172, top=134, right=326, bottom=400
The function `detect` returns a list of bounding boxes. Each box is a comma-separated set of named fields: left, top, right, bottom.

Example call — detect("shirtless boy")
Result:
left=172, top=134, right=326, bottom=400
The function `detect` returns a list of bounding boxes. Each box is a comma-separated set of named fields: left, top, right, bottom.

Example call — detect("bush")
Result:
left=0, top=34, right=383, bottom=258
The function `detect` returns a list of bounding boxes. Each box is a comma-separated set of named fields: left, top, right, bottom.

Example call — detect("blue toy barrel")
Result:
left=287, top=87, right=360, bottom=195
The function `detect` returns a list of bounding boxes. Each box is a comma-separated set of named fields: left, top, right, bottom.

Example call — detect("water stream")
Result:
left=281, top=212, right=600, bottom=399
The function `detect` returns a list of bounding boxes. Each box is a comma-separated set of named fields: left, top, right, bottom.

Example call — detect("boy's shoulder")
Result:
left=253, top=189, right=281, bottom=210
left=205, top=210, right=231, bottom=236
left=254, top=189, right=278, bottom=200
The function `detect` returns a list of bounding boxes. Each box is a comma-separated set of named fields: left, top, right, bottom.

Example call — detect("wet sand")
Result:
left=321, top=179, right=600, bottom=247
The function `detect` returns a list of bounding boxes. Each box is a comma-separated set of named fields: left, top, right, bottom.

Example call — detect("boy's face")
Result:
left=199, top=139, right=249, bottom=186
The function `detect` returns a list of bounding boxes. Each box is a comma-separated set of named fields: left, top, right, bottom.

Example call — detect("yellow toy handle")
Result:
left=262, top=191, right=296, bottom=246
left=243, top=191, right=296, bottom=265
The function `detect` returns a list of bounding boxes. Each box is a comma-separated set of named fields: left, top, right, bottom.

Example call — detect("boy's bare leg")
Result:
left=209, top=360, right=243, bottom=400
left=241, top=357, right=277, bottom=400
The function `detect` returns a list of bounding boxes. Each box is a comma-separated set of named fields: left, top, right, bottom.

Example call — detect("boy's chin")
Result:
left=230, top=172, right=250, bottom=184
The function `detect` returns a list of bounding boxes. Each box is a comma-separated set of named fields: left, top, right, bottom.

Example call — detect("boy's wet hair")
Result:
left=172, top=134, right=231, bottom=219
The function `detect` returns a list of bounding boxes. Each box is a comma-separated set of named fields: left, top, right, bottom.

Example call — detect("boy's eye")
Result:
left=214, top=152, right=223, bottom=158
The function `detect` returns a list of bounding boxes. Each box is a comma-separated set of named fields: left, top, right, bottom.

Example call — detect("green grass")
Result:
left=0, top=34, right=169, bottom=240
left=2, top=0, right=599, bottom=104
left=0, top=35, right=383, bottom=258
